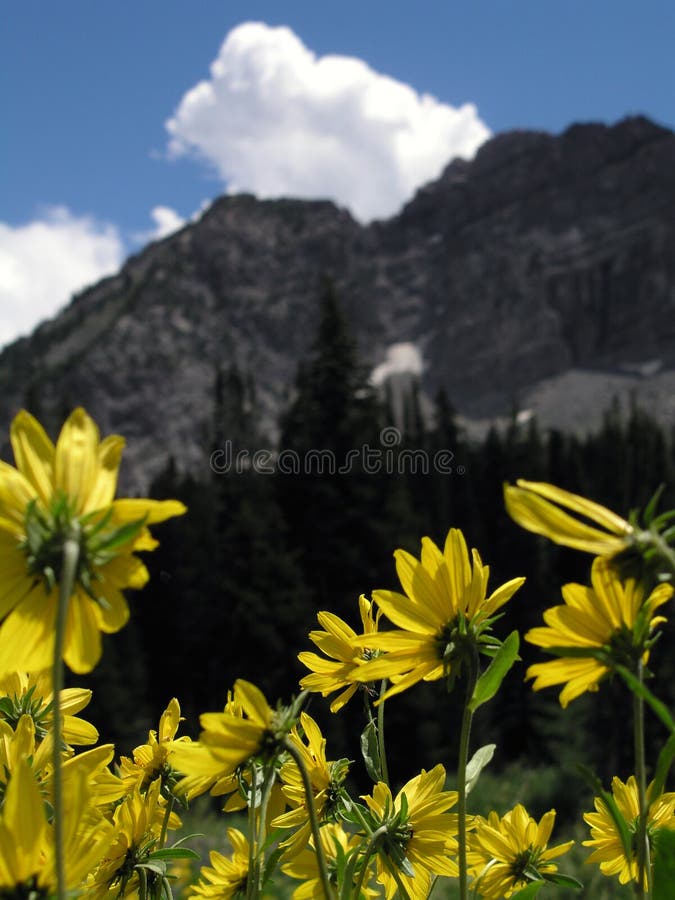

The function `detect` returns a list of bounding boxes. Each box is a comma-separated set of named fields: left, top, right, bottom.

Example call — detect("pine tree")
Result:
left=276, top=280, right=396, bottom=615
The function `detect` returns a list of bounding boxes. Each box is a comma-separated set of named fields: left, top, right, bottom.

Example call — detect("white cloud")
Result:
left=0, top=206, right=124, bottom=348
left=166, top=22, right=490, bottom=222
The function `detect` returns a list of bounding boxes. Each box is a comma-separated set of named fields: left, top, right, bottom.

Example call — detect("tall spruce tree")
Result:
left=277, top=280, right=397, bottom=616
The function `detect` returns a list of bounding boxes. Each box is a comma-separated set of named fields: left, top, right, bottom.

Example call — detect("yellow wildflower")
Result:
left=361, top=764, right=458, bottom=900
left=273, top=712, right=349, bottom=858
left=299, top=594, right=381, bottom=712
left=468, top=804, right=573, bottom=899
left=583, top=775, right=675, bottom=887
left=355, top=529, right=524, bottom=700
left=504, top=479, right=633, bottom=557
left=0, top=408, right=185, bottom=674
left=526, top=557, right=672, bottom=707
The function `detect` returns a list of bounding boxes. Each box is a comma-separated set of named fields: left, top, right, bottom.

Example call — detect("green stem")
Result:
left=642, top=528, right=675, bottom=579
left=282, top=737, right=334, bottom=900
left=246, top=764, right=259, bottom=900
left=52, top=530, right=80, bottom=900
left=457, top=655, right=479, bottom=900
left=159, top=794, right=174, bottom=849
left=634, top=659, right=651, bottom=899
left=254, top=764, right=277, bottom=887
left=351, top=824, right=387, bottom=900
left=380, top=854, right=412, bottom=900
left=377, top=681, right=390, bottom=787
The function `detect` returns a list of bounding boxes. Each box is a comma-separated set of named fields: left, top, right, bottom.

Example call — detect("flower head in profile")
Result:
left=526, top=557, right=672, bottom=707
left=281, top=822, right=373, bottom=900
left=354, top=529, right=524, bottom=700
left=468, top=804, right=574, bottom=899
left=172, top=680, right=301, bottom=793
left=504, top=479, right=634, bottom=557
left=298, top=594, right=381, bottom=712
left=0, top=668, right=98, bottom=747
left=88, top=777, right=178, bottom=897
left=273, top=712, right=350, bottom=858
left=188, top=828, right=250, bottom=899
left=0, top=408, right=186, bottom=674
left=361, top=764, right=458, bottom=900
left=120, top=697, right=190, bottom=795
left=583, top=775, right=675, bottom=888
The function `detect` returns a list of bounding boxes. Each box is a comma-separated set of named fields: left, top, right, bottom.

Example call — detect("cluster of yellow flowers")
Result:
left=0, top=409, right=674, bottom=900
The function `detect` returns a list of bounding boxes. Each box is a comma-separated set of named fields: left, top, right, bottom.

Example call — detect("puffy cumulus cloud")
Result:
left=166, top=22, right=490, bottom=222
left=0, top=206, right=124, bottom=348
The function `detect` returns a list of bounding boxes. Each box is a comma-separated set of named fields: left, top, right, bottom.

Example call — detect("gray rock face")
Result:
left=1, top=116, right=673, bottom=490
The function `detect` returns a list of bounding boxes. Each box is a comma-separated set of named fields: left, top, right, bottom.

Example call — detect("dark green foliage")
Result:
left=71, top=284, right=675, bottom=808
left=276, top=280, right=420, bottom=618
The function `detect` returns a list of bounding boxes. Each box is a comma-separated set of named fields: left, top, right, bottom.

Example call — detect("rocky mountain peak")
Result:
left=1, top=116, right=673, bottom=490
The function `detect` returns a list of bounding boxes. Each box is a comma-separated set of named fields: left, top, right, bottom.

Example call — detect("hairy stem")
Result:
left=282, top=737, right=334, bottom=900
left=457, top=655, right=479, bottom=900
left=377, top=680, right=390, bottom=787
left=634, top=659, right=651, bottom=899
left=52, top=530, right=80, bottom=900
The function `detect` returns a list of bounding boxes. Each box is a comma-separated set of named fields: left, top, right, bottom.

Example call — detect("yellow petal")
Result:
left=63, top=592, right=102, bottom=674
left=83, top=434, right=125, bottom=513
left=62, top=714, right=99, bottom=745
left=514, top=480, right=631, bottom=535
left=93, top=586, right=130, bottom=633
left=372, top=589, right=438, bottom=634
left=54, top=408, right=100, bottom=515
left=504, top=482, right=630, bottom=555
left=58, top=687, right=93, bottom=716
left=394, top=549, right=451, bottom=623
left=0, top=588, right=56, bottom=675
left=9, top=410, right=55, bottom=507
left=159, top=698, right=182, bottom=742
left=0, top=460, right=38, bottom=529
left=112, top=498, right=187, bottom=525
left=233, top=680, right=271, bottom=727
left=2, top=759, right=46, bottom=881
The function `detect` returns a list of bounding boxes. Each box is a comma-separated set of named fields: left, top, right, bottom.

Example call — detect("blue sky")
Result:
left=2, top=0, right=674, bottom=346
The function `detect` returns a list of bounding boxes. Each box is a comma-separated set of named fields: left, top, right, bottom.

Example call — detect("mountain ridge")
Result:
left=2, top=115, right=674, bottom=490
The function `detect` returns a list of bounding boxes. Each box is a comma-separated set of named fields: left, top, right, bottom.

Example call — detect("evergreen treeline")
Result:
left=71, top=285, right=675, bottom=816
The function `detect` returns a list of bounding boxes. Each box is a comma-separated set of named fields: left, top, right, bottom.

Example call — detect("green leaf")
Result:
left=541, top=871, right=583, bottom=888
left=149, top=848, right=200, bottom=861
left=642, top=485, right=666, bottom=525
left=261, top=846, right=285, bottom=887
left=510, top=882, right=545, bottom=899
left=360, top=720, right=382, bottom=783
left=649, top=733, right=675, bottom=804
left=465, top=744, right=496, bottom=795
left=93, top=516, right=147, bottom=552
left=137, top=862, right=167, bottom=877
left=653, top=827, right=675, bottom=900
left=615, top=664, right=675, bottom=733
left=469, top=631, right=520, bottom=711
left=576, top=764, right=633, bottom=864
